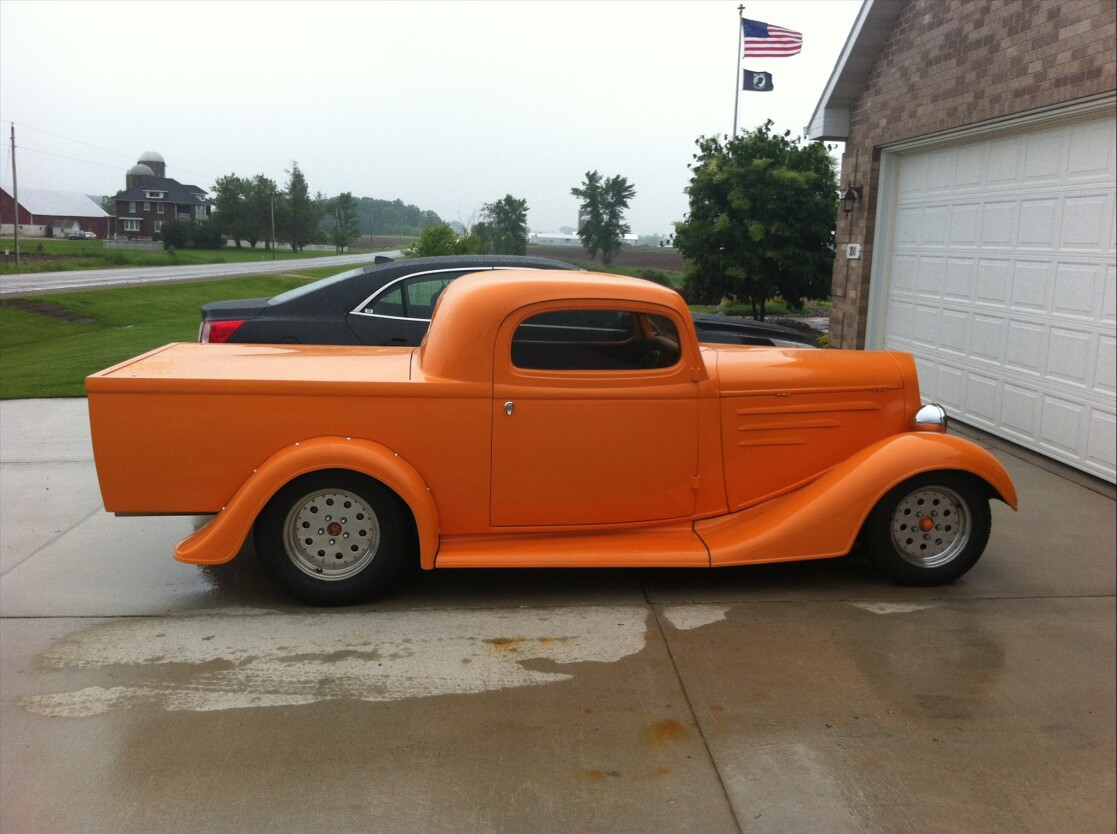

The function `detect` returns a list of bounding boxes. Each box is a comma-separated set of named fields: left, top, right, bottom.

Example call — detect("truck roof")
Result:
left=419, top=270, right=692, bottom=381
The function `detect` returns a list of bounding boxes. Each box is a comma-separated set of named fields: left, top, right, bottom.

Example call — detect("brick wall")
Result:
left=830, top=0, right=1117, bottom=349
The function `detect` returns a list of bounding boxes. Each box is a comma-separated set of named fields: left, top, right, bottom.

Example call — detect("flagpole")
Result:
left=733, top=5, right=744, bottom=138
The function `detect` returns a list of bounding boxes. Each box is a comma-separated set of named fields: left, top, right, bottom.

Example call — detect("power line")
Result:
left=4, top=121, right=136, bottom=162
left=0, top=118, right=221, bottom=184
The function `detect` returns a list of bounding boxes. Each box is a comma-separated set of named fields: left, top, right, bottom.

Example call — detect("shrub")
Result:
left=190, top=219, right=225, bottom=250
left=161, top=220, right=190, bottom=250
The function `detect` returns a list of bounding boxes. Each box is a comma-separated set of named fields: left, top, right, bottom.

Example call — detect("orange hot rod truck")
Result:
left=87, top=270, right=1017, bottom=605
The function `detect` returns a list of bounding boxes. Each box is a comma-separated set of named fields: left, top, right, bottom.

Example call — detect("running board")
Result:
left=435, top=525, right=710, bottom=568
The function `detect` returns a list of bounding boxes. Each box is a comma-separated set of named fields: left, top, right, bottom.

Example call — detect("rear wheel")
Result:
left=255, top=470, right=411, bottom=605
left=864, top=472, right=991, bottom=586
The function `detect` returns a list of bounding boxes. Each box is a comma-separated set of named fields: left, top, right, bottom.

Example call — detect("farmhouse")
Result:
left=0, top=187, right=110, bottom=238
left=113, top=152, right=212, bottom=241
left=809, top=0, right=1116, bottom=483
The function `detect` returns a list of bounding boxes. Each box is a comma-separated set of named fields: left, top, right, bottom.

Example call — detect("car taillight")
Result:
left=199, top=320, right=246, bottom=343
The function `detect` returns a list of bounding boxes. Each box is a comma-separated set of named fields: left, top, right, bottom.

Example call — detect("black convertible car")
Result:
left=199, top=255, right=816, bottom=348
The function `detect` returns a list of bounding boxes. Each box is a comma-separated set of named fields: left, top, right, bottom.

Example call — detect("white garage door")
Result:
left=872, top=111, right=1116, bottom=482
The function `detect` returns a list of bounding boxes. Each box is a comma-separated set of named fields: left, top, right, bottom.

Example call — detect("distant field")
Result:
left=526, top=244, right=684, bottom=272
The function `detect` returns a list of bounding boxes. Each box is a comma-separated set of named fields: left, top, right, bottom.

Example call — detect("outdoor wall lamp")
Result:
left=840, top=183, right=863, bottom=213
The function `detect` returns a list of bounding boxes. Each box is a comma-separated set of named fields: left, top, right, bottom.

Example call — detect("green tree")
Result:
left=328, top=192, right=361, bottom=253
left=571, top=171, right=636, bottom=265
left=210, top=174, right=252, bottom=248
left=673, top=122, right=838, bottom=319
left=411, top=224, right=478, bottom=257
left=245, top=175, right=277, bottom=249
left=473, top=194, right=529, bottom=255
left=281, top=162, right=320, bottom=252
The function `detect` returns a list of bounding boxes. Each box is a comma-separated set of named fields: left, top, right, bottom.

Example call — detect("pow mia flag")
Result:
left=742, top=69, right=774, bottom=92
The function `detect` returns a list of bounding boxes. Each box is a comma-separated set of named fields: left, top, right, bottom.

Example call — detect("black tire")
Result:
left=863, top=472, right=991, bottom=586
left=254, top=470, right=412, bottom=605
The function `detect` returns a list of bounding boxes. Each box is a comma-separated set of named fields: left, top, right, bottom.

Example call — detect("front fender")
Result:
left=174, top=437, right=440, bottom=569
left=698, top=432, right=1017, bottom=567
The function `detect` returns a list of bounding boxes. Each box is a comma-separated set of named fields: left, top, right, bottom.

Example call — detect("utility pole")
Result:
left=11, top=124, right=20, bottom=265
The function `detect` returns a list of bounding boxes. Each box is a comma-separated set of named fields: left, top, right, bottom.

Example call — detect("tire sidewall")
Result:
left=865, top=471, right=991, bottom=587
left=255, top=470, right=409, bottom=605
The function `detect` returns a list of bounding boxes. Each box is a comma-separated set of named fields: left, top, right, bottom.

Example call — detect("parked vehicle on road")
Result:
left=198, top=255, right=817, bottom=348
left=88, top=270, right=1015, bottom=605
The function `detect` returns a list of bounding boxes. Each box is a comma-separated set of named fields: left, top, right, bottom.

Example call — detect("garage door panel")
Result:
left=1098, top=337, right=1116, bottom=396
left=981, top=202, right=1016, bottom=245
left=1061, top=194, right=1109, bottom=249
left=1024, top=133, right=1063, bottom=182
left=876, top=112, right=1116, bottom=481
left=1019, top=199, right=1059, bottom=246
left=965, top=373, right=999, bottom=428
left=949, top=204, right=981, bottom=246
left=939, top=363, right=966, bottom=405
left=1010, top=261, right=1053, bottom=312
left=944, top=258, right=976, bottom=301
left=1086, top=411, right=1117, bottom=476
left=1047, top=328, right=1092, bottom=387
left=971, top=314, right=1006, bottom=362
left=976, top=259, right=1011, bottom=306
left=917, top=256, right=946, bottom=298
left=1068, top=121, right=1115, bottom=178
left=913, top=304, right=941, bottom=347
left=1040, top=396, right=1087, bottom=458
left=1000, top=384, right=1040, bottom=441
left=1053, top=262, right=1102, bottom=319
left=940, top=309, right=970, bottom=355
left=1005, top=320, right=1045, bottom=374
left=1104, top=265, right=1116, bottom=324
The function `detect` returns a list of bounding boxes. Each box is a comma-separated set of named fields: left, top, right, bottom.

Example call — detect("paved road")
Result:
left=0, top=250, right=403, bottom=296
left=1, top=399, right=1114, bottom=833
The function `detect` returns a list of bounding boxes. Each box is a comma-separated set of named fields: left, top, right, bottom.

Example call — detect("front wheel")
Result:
left=255, top=470, right=411, bottom=605
left=863, top=472, right=991, bottom=586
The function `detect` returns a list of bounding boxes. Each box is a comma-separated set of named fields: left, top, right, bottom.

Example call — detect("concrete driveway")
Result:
left=1, top=399, right=1113, bottom=833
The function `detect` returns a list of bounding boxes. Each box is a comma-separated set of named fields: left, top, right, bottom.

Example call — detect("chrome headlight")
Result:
left=914, top=403, right=948, bottom=433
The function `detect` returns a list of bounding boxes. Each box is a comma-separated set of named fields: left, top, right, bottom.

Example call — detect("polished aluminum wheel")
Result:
left=889, top=485, right=970, bottom=569
left=283, top=489, right=381, bottom=581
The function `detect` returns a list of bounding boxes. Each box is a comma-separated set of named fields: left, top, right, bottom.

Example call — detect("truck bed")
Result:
left=87, top=342, right=415, bottom=394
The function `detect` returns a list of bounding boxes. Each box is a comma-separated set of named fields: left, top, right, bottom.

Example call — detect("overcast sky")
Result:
left=0, top=0, right=860, bottom=235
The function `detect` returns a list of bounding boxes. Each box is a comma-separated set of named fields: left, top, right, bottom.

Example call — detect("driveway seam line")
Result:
left=0, top=505, right=104, bottom=578
left=644, top=589, right=745, bottom=834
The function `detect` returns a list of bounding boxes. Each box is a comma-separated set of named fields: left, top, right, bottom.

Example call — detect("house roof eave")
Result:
left=805, top=0, right=907, bottom=142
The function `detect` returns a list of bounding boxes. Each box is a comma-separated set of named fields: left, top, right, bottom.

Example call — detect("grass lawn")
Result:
left=0, top=269, right=335, bottom=399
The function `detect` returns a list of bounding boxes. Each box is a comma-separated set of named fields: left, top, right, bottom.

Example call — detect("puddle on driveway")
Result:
left=21, top=606, right=648, bottom=716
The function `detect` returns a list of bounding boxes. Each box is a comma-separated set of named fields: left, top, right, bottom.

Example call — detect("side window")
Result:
left=360, top=270, right=478, bottom=318
left=403, top=276, right=453, bottom=320
left=511, top=309, right=681, bottom=371
left=368, top=286, right=405, bottom=317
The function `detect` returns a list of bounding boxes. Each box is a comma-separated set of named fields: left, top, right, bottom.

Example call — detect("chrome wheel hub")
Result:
left=284, top=489, right=380, bottom=581
left=890, top=486, right=970, bottom=568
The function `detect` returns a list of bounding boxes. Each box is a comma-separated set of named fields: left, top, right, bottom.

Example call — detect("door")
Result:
left=490, top=304, right=700, bottom=527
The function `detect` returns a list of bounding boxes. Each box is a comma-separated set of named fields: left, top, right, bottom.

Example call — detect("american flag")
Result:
left=742, top=18, right=803, bottom=58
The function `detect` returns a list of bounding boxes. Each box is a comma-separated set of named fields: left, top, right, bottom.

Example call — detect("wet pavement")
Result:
left=1, top=399, right=1114, bottom=833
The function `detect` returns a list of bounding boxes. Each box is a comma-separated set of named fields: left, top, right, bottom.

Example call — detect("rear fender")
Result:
left=174, top=437, right=439, bottom=569
left=698, top=432, right=1017, bottom=567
